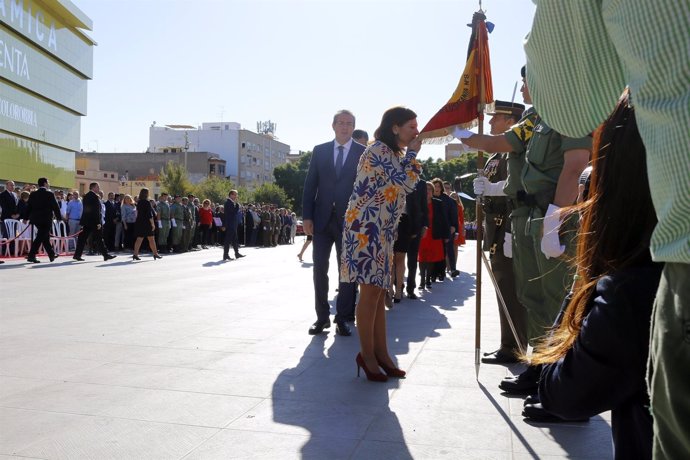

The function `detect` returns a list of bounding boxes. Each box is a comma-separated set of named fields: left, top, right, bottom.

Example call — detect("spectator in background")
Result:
left=120, top=194, right=137, bottom=250
left=353, top=129, right=369, bottom=146
left=199, top=199, right=213, bottom=249
left=16, top=191, right=30, bottom=220
left=66, top=191, right=83, bottom=236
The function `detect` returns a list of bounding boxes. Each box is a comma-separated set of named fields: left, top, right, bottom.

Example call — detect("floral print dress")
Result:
left=340, top=141, right=422, bottom=289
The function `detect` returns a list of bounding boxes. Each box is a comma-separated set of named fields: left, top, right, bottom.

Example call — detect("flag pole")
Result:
left=474, top=9, right=486, bottom=380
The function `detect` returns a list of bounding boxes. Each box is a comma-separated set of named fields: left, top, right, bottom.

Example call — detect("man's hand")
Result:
left=541, top=204, right=565, bottom=259
left=473, top=177, right=506, bottom=196
left=303, top=219, right=314, bottom=236
left=503, top=232, right=512, bottom=258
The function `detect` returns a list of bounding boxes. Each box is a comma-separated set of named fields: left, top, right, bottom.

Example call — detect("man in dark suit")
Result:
left=223, top=189, right=244, bottom=260
left=23, top=178, right=62, bottom=263
left=103, top=192, right=117, bottom=251
left=302, top=109, right=365, bottom=336
left=0, top=180, right=19, bottom=222
left=405, top=178, right=429, bottom=298
left=73, top=182, right=116, bottom=262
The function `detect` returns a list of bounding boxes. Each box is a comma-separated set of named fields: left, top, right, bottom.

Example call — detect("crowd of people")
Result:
left=0, top=179, right=300, bottom=263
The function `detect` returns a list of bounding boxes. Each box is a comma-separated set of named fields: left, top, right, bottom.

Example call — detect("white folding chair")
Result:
left=14, top=221, right=35, bottom=257
left=2, top=219, right=20, bottom=257
left=51, top=220, right=65, bottom=255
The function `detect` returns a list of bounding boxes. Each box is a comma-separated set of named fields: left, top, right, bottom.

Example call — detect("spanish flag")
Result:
left=419, top=12, right=494, bottom=142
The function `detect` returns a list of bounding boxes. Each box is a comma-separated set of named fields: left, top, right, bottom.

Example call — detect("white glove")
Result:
left=541, top=204, right=565, bottom=259
left=503, top=232, right=512, bottom=258
left=473, top=177, right=506, bottom=196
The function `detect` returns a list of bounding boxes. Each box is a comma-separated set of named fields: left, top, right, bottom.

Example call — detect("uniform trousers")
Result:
left=649, top=262, right=690, bottom=459
left=488, top=218, right=527, bottom=353
left=512, top=206, right=575, bottom=343
left=158, top=221, right=170, bottom=247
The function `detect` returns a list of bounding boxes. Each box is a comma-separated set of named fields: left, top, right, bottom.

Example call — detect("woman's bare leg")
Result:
left=357, top=283, right=385, bottom=371
left=133, top=237, right=143, bottom=256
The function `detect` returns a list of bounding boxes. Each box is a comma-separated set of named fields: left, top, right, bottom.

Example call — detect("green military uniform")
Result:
left=182, top=202, right=194, bottom=251
left=504, top=108, right=544, bottom=342
left=157, top=198, right=171, bottom=251
left=483, top=151, right=527, bottom=355
left=170, top=200, right=184, bottom=250
left=507, top=114, right=591, bottom=340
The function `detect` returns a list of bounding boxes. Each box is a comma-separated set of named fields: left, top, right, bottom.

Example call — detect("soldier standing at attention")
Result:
left=464, top=66, right=591, bottom=398
left=170, top=195, right=184, bottom=253
left=181, top=197, right=193, bottom=252
left=473, top=100, right=528, bottom=365
left=157, top=192, right=171, bottom=253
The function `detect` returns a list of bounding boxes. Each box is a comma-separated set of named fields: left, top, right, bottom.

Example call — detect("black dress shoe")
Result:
left=235, top=253, right=245, bottom=258
left=335, top=321, right=351, bottom=336
left=26, top=257, right=40, bottom=263
left=522, top=403, right=589, bottom=423
left=72, top=256, right=85, bottom=261
left=308, top=320, right=331, bottom=335
left=49, top=253, right=59, bottom=262
left=450, top=270, right=460, bottom=277
left=524, top=394, right=540, bottom=405
left=223, top=255, right=234, bottom=261
left=406, top=292, right=418, bottom=299
left=104, top=254, right=117, bottom=261
left=481, top=349, right=519, bottom=365
left=499, top=365, right=541, bottom=394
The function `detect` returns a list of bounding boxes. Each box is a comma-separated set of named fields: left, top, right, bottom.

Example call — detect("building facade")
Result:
left=76, top=151, right=226, bottom=185
left=148, top=122, right=290, bottom=189
left=75, top=157, right=120, bottom=196
left=0, top=0, right=94, bottom=189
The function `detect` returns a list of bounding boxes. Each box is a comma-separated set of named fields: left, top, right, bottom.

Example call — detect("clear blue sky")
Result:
left=74, top=0, right=536, bottom=160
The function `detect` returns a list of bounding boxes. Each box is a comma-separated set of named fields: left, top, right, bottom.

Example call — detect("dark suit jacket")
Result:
left=25, top=188, right=62, bottom=226
left=440, top=193, right=458, bottom=236
left=0, top=189, right=18, bottom=219
left=224, top=199, right=239, bottom=229
left=80, top=191, right=103, bottom=227
left=104, top=200, right=117, bottom=224
left=302, top=140, right=365, bottom=232
left=406, top=179, right=429, bottom=235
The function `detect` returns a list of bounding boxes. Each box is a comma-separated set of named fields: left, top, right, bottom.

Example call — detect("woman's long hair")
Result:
left=374, top=107, right=417, bottom=154
left=138, top=188, right=149, bottom=202
left=531, top=89, right=657, bottom=365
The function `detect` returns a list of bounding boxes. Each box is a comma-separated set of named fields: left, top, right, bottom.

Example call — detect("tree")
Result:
left=251, top=182, right=293, bottom=209
left=273, top=151, right=312, bottom=215
left=159, top=161, right=192, bottom=197
left=192, top=176, right=235, bottom=205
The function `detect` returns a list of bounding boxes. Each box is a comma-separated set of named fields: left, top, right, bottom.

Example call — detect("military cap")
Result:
left=487, top=100, right=525, bottom=119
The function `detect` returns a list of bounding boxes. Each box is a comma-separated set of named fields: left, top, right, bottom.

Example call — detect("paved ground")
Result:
left=0, top=240, right=613, bottom=459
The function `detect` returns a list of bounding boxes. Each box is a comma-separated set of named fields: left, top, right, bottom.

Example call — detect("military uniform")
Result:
left=170, top=200, right=184, bottom=251
left=157, top=198, right=171, bottom=252
left=182, top=202, right=194, bottom=251
left=482, top=151, right=527, bottom=355
left=506, top=113, right=591, bottom=340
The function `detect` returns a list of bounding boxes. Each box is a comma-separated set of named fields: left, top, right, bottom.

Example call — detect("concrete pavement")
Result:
left=0, top=241, right=613, bottom=459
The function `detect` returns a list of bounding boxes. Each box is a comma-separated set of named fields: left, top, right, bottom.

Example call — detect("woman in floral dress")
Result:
left=340, top=107, right=422, bottom=382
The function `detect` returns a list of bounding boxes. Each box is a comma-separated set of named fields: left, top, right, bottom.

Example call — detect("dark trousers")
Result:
left=74, top=225, right=108, bottom=258
left=28, top=223, right=54, bottom=258
left=312, top=214, right=356, bottom=323
left=103, top=223, right=115, bottom=250
left=406, top=234, right=422, bottom=293
left=200, top=224, right=211, bottom=246
left=223, top=228, right=239, bottom=257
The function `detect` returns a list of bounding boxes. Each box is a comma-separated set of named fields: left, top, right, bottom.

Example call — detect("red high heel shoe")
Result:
left=377, top=358, right=406, bottom=378
left=356, top=353, right=388, bottom=382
